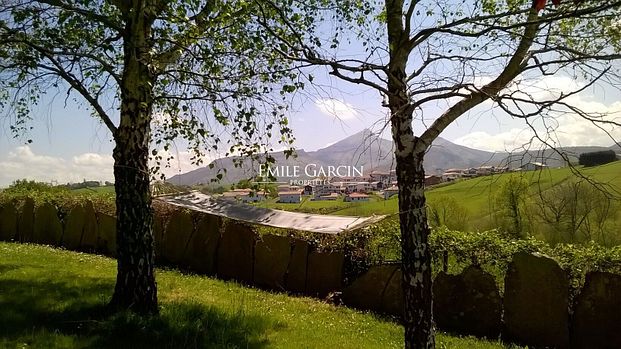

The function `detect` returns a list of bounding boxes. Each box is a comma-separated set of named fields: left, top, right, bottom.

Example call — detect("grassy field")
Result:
left=250, top=162, right=621, bottom=222
left=334, top=161, right=621, bottom=218
left=252, top=193, right=386, bottom=215
left=0, top=242, right=519, bottom=349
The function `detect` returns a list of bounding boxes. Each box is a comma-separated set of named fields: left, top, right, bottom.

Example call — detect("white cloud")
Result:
left=0, top=146, right=114, bottom=186
left=73, top=153, right=114, bottom=167
left=315, top=98, right=358, bottom=120
left=454, top=129, right=537, bottom=152
left=0, top=146, right=218, bottom=187
left=454, top=75, right=621, bottom=151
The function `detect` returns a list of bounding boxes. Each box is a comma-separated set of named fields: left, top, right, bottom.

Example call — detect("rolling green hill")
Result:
left=335, top=161, right=621, bottom=217
left=334, top=161, right=621, bottom=245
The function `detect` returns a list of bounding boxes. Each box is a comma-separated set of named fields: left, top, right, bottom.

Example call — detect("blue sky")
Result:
left=3, top=2, right=621, bottom=187
left=1, top=67, right=620, bottom=187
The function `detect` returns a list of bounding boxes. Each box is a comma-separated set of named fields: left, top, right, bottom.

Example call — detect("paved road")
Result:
left=156, top=191, right=385, bottom=234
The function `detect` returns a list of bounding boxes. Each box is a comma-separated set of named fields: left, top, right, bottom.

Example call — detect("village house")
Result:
left=476, top=166, right=495, bottom=176
left=369, top=171, right=393, bottom=186
left=424, top=175, right=442, bottom=187
left=362, top=181, right=379, bottom=192
left=441, top=168, right=464, bottom=181
left=520, top=162, right=548, bottom=171
left=383, top=186, right=399, bottom=199
left=278, top=190, right=302, bottom=203
left=222, top=189, right=266, bottom=203
left=462, top=168, right=478, bottom=178
left=329, top=176, right=359, bottom=183
left=337, top=181, right=376, bottom=193
left=277, top=184, right=291, bottom=192
left=314, top=182, right=341, bottom=196
left=242, top=190, right=267, bottom=203
left=344, top=192, right=370, bottom=202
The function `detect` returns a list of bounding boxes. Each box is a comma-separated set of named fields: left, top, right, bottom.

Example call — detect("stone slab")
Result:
left=433, top=266, right=502, bottom=338
left=63, top=204, right=86, bottom=250
left=96, top=213, right=116, bottom=256
left=254, top=234, right=291, bottom=290
left=380, top=268, right=403, bottom=317
left=185, top=213, right=221, bottom=274
left=0, top=203, right=18, bottom=241
left=572, top=271, right=621, bottom=349
left=503, top=252, right=569, bottom=348
left=18, top=198, right=35, bottom=242
left=33, top=203, right=63, bottom=245
left=306, top=250, right=344, bottom=297
left=342, top=264, right=398, bottom=312
left=285, top=238, right=309, bottom=293
left=162, top=210, right=193, bottom=264
left=216, top=222, right=256, bottom=284
left=80, top=201, right=98, bottom=249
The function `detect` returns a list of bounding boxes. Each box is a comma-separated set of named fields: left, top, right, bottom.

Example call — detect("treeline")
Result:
left=63, top=181, right=114, bottom=190
left=579, top=150, right=618, bottom=167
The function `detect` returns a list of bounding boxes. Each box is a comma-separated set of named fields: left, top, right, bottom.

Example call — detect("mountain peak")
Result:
left=319, top=129, right=389, bottom=151
left=168, top=132, right=501, bottom=185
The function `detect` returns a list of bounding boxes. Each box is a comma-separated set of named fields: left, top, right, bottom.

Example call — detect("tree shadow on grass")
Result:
left=0, top=276, right=273, bottom=348
left=0, top=264, right=28, bottom=274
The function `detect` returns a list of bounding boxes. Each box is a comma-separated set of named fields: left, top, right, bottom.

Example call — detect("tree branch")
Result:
left=36, top=0, right=123, bottom=32
left=416, top=8, right=541, bottom=153
left=35, top=53, right=117, bottom=135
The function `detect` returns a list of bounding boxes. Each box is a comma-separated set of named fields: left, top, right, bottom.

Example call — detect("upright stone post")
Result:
left=503, top=252, right=569, bottom=348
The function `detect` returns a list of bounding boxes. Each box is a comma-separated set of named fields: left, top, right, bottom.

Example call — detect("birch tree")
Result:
left=0, top=0, right=300, bottom=314
left=257, top=0, right=621, bottom=347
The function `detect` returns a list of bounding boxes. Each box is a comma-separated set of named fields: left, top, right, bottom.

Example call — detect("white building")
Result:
left=476, top=166, right=495, bottom=176
left=222, top=189, right=266, bottom=203
left=369, top=171, right=392, bottom=186
left=345, top=192, right=370, bottom=202
left=441, top=168, right=465, bottom=181
left=520, top=162, right=548, bottom=171
left=383, top=186, right=399, bottom=199
left=314, top=183, right=341, bottom=196
left=278, top=191, right=302, bottom=203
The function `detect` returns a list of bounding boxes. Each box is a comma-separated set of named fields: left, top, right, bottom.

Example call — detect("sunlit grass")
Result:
left=0, top=242, right=518, bottom=348
left=333, top=162, right=621, bottom=227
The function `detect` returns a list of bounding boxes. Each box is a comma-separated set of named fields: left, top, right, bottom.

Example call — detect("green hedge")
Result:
left=0, top=180, right=115, bottom=215
left=359, top=220, right=621, bottom=297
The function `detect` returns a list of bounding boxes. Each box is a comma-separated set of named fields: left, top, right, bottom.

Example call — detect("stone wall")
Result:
left=0, top=200, right=619, bottom=348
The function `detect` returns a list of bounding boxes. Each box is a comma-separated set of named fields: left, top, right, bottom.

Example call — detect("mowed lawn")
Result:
left=0, top=242, right=518, bottom=349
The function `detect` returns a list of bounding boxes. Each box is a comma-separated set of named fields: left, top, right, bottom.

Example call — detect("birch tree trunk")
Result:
left=386, top=0, right=434, bottom=346
left=390, top=104, right=435, bottom=349
left=109, top=2, right=158, bottom=314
